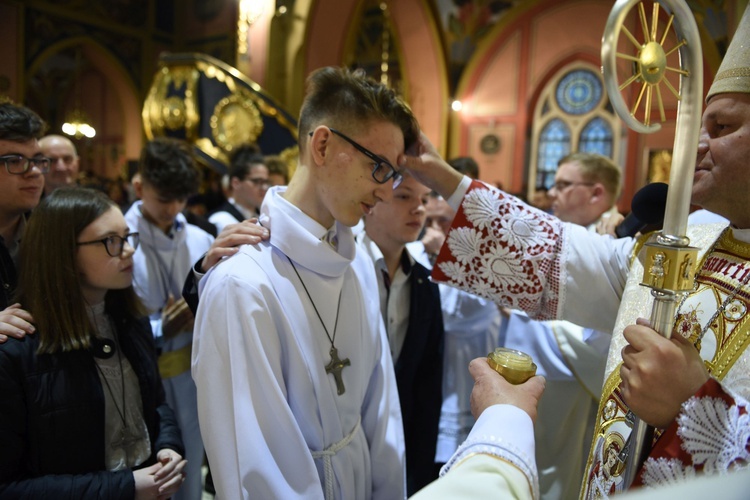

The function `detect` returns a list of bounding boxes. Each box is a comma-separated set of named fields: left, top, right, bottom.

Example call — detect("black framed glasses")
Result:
left=0, top=155, right=50, bottom=175
left=550, top=180, right=594, bottom=192
left=77, top=232, right=140, bottom=257
left=311, top=128, right=402, bottom=188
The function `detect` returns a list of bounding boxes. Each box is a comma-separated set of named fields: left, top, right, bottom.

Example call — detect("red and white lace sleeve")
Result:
left=638, top=378, right=750, bottom=487
left=431, top=180, right=565, bottom=320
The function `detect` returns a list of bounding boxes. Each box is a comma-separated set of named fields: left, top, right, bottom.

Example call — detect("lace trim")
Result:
left=641, top=457, right=698, bottom=488
left=641, top=391, right=750, bottom=488
left=677, top=395, right=750, bottom=472
left=438, top=187, right=563, bottom=319
left=441, top=433, right=539, bottom=499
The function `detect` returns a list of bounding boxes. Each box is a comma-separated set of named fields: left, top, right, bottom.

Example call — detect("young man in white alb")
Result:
left=193, top=67, right=414, bottom=499
left=125, top=138, right=214, bottom=500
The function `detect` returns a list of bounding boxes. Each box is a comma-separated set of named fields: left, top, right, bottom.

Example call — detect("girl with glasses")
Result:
left=0, top=187, right=186, bottom=498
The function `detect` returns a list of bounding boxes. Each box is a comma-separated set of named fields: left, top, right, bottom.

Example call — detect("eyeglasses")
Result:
left=0, top=155, right=50, bottom=175
left=245, top=177, right=270, bottom=188
left=311, top=128, right=402, bottom=188
left=77, top=232, right=140, bottom=257
left=550, top=180, right=594, bottom=192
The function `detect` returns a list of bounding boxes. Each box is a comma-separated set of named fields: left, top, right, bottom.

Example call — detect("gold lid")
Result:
left=487, top=347, right=537, bottom=385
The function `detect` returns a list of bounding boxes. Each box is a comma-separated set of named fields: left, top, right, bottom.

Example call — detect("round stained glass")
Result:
left=555, top=69, right=602, bottom=115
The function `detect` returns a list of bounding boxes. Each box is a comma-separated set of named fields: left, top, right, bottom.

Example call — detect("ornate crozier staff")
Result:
left=600, top=0, right=703, bottom=489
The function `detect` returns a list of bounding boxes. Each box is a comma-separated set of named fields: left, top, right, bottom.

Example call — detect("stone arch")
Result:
left=26, top=37, right=142, bottom=176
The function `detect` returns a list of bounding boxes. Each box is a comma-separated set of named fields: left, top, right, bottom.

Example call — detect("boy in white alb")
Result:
left=125, top=138, right=214, bottom=500
left=193, top=67, right=414, bottom=499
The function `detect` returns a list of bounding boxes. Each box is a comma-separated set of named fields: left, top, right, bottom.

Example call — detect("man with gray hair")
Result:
left=39, top=134, right=79, bottom=195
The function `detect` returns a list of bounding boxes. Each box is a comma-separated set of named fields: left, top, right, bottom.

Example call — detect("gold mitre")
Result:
left=707, top=6, right=750, bottom=101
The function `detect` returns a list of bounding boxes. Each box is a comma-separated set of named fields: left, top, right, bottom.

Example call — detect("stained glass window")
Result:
left=555, top=69, right=602, bottom=115
left=537, top=118, right=571, bottom=188
left=531, top=65, right=619, bottom=193
left=580, top=117, right=613, bottom=157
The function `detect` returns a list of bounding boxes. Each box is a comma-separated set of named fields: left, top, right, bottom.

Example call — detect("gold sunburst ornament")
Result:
left=615, top=2, right=687, bottom=126
left=602, top=0, right=701, bottom=137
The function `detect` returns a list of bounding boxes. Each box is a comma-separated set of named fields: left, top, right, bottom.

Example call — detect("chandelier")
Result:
left=62, top=108, right=96, bottom=139
left=62, top=49, right=96, bottom=139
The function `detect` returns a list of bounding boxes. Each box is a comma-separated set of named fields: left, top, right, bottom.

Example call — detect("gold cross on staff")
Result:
left=325, top=346, right=350, bottom=396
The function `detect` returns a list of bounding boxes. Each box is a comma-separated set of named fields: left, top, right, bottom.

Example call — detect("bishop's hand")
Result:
left=398, top=132, right=463, bottom=200
left=620, top=317, right=710, bottom=428
left=468, top=357, right=545, bottom=424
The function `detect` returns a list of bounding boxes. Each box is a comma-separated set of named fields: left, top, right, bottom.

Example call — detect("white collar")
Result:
left=260, top=186, right=355, bottom=277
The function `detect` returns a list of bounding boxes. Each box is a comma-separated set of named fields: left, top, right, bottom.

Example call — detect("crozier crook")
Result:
left=600, top=0, right=703, bottom=488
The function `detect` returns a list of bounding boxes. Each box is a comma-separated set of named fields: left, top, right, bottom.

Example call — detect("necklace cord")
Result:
left=287, top=256, right=343, bottom=346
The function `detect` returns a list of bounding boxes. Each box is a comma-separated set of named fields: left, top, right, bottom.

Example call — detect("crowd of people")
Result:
left=1, top=6, right=750, bottom=500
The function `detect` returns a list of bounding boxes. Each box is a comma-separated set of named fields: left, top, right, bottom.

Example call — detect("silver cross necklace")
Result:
left=287, top=256, right=350, bottom=396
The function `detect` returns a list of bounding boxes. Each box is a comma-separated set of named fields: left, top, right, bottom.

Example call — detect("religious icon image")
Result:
left=679, top=253, right=694, bottom=288
left=647, top=251, right=669, bottom=289
left=586, top=432, right=625, bottom=499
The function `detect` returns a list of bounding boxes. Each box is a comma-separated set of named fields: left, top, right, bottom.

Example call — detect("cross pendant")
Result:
left=325, top=346, right=351, bottom=396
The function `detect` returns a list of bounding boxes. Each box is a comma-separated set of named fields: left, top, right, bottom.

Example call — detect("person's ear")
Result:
left=590, top=183, right=605, bottom=204
left=231, top=176, right=241, bottom=191
left=309, top=126, right=332, bottom=167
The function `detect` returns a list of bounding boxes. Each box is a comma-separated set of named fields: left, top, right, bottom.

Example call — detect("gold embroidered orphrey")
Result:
left=581, top=225, right=750, bottom=498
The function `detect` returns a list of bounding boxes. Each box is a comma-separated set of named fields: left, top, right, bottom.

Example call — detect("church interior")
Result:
left=1, top=0, right=743, bottom=209
left=3, top=2, right=750, bottom=499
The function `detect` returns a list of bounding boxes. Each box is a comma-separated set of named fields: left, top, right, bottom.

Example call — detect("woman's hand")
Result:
left=155, top=449, right=187, bottom=499
left=133, top=450, right=187, bottom=500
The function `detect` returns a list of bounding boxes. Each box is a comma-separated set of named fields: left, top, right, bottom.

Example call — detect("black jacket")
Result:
left=0, top=233, right=19, bottom=311
left=209, top=200, right=246, bottom=225
left=0, top=314, right=184, bottom=499
left=394, top=255, right=445, bottom=495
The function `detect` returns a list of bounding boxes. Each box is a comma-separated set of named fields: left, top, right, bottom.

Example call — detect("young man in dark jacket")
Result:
left=0, top=101, right=46, bottom=342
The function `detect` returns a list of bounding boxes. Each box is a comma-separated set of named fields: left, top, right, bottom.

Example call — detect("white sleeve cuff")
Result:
left=441, top=404, right=538, bottom=499
left=446, top=175, right=472, bottom=212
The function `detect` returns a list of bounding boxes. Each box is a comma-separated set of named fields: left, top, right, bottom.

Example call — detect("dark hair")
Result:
left=264, top=155, right=289, bottom=184
left=0, top=102, right=47, bottom=142
left=16, top=187, right=146, bottom=354
left=298, top=67, right=419, bottom=154
left=229, top=144, right=265, bottom=180
left=558, top=152, right=622, bottom=200
left=448, top=156, right=480, bottom=180
left=138, top=138, right=201, bottom=199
